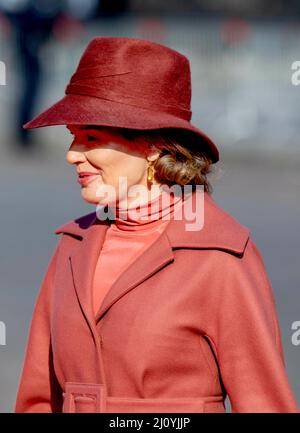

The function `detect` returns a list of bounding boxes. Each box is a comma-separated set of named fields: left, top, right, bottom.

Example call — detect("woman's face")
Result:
left=66, top=125, right=160, bottom=207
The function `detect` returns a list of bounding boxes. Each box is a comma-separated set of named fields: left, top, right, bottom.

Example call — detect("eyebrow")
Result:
left=82, top=125, right=104, bottom=131
left=67, top=125, right=104, bottom=132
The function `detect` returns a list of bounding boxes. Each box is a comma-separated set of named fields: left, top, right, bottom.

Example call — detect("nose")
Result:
left=66, top=150, right=86, bottom=165
left=66, top=145, right=86, bottom=165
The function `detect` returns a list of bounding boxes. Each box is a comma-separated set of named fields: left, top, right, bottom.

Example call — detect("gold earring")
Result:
left=147, top=160, right=154, bottom=182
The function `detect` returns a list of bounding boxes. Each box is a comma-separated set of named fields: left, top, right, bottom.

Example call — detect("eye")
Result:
left=87, top=134, right=100, bottom=142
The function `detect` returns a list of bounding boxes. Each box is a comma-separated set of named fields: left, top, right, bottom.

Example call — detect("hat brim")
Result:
left=24, top=94, right=219, bottom=163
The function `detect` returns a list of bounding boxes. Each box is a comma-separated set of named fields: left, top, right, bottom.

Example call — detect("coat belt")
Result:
left=62, top=382, right=225, bottom=413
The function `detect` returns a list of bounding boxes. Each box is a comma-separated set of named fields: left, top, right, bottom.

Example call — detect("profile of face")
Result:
left=66, top=125, right=161, bottom=208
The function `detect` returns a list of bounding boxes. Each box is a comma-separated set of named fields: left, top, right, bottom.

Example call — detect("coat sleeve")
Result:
left=15, top=240, right=63, bottom=413
left=205, top=237, right=299, bottom=413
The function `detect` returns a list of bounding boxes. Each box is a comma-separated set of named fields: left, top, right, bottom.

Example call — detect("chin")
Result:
left=80, top=189, right=99, bottom=205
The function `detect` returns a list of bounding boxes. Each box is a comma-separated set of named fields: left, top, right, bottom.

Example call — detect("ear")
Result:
left=145, top=138, right=161, bottom=161
left=147, top=149, right=160, bottom=163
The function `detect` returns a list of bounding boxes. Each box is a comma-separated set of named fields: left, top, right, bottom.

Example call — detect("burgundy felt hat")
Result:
left=24, top=36, right=220, bottom=163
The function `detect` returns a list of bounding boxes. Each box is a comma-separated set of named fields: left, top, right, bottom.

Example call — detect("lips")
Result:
left=77, top=172, right=100, bottom=186
left=78, top=171, right=100, bottom=177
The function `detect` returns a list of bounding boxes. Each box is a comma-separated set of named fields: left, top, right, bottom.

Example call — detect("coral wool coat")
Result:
left=15, top=191, right=299, bottom=413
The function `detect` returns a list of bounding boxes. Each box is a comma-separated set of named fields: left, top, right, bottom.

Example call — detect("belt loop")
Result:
left=62, top=388, right=76, bottom=413
left=63, top=382, right=107, bottom=413
left=203, top=399, right=225, bottom=413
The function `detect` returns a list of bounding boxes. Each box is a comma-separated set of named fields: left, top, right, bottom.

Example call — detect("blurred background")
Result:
left=0, top=0, right=299, bottom=412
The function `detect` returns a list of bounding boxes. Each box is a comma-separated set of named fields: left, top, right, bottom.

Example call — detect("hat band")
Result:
left=65, top=83, right=192, bottom=121
left=70, top=65, right=133, bottom=82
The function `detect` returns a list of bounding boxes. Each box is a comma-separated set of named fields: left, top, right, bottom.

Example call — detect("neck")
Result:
left=106, top=185, right=185, bottom=232
left=116, top=183, right=163, bottom=210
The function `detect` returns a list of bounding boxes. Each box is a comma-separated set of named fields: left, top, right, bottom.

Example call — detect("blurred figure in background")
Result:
left=0, top=0, right=98, bottom=151
left=95, top=0, right=129, bottom=17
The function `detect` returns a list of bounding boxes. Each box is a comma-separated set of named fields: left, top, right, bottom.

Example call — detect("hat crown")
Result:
left=67, top=37, right=192, bottom=117
left=23, top=36, right=220, bottom=163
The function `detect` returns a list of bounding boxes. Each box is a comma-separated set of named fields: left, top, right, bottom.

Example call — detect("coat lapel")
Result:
left=68, top=220, right=109, bottom=329
left=54, top=190, right=250, bottom=326
left=54, top=209, right=176, bottom=326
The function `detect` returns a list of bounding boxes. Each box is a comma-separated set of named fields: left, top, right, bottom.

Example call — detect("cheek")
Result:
left=86, top=149, right=146, bottom=186
left=116, top=156, right=146, bottom=183
left=86, top=149, right=106, bottom=169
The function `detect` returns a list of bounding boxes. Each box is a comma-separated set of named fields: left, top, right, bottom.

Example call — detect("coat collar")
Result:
left=53, top=190, right=250, bottom=323
left=54, top=190, right=250, bottom=254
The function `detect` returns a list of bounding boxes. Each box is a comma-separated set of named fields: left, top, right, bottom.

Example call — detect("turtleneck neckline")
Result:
left=107, top=187, right=185, bottom=232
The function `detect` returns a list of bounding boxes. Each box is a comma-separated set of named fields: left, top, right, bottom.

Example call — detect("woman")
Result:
left=15, top=36, right=298, bottom=413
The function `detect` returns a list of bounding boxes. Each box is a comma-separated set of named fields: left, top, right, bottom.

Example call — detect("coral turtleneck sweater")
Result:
left=92, top=189, right=184, bottom=317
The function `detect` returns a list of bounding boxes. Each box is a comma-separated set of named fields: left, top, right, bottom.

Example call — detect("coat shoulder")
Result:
left=203, top=193, right=251, bottom=254
left=167, top=192, right=251, bottom=256
left=53, top=211, right=97, bottom=238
